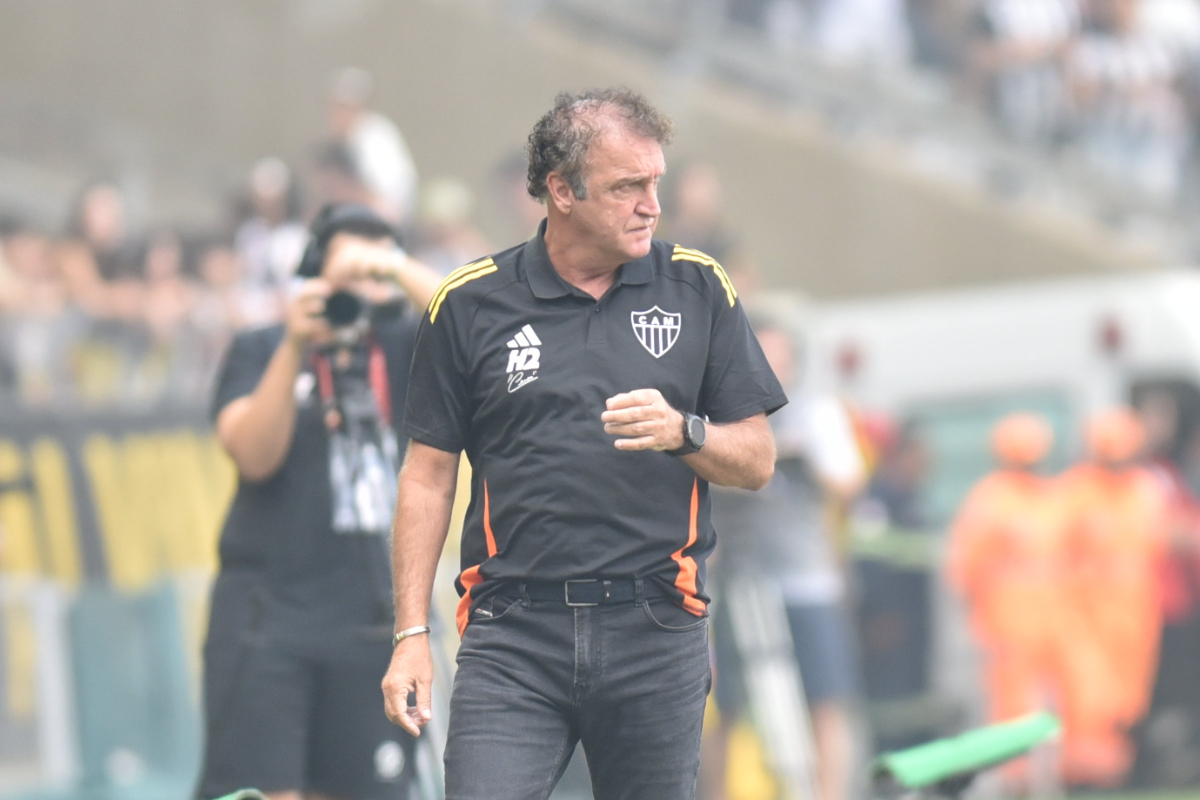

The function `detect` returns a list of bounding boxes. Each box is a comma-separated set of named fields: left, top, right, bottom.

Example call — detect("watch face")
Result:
left=688, top=415, right=706, bottom=448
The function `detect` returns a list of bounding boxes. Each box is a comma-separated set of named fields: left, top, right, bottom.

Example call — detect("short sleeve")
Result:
left=402, top=302, right=471, bottom=453
left=698, top=294, right=788, bottom=423
left=210, top=327, right=282, bottom=421
left=376, top=312, right=421, bottom=427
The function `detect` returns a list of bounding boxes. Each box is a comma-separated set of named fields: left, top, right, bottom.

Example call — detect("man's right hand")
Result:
left=285, top=278, right=334, bottom=349
left=382, top=636, right=434, bottom=737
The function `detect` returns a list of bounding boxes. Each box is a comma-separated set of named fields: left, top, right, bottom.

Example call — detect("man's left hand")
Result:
left=602, top=389, right=685, bottom=451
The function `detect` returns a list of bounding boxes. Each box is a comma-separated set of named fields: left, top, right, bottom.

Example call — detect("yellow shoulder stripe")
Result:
left=429, top=258, right=497, bottom=322
left=671, top=246, right=737, bottom=307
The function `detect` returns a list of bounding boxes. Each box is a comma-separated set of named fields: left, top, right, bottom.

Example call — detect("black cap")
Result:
left=296, top=203, right=400, bottom=278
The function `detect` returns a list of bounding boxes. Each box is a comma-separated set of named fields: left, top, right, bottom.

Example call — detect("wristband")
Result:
left=392, top=625, right=431, bottom=647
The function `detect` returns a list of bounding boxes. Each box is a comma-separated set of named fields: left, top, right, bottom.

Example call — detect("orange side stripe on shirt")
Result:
left=482, top=479, right=497, bottom=557
left=457, top=479, right=500, bottom=636
left=671, top=478, right=707, bottom=616
left=456, top=566, right=484, bottom=637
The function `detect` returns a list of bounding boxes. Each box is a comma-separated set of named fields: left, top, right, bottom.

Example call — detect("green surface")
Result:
left=874, top=712, right=1061, bottom=788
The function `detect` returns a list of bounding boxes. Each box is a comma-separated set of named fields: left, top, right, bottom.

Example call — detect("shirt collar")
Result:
left=523, top=218, right=655, bottom=300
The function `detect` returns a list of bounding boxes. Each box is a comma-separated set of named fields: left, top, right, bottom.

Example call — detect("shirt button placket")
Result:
left=587, top=302, right=606, bottom=349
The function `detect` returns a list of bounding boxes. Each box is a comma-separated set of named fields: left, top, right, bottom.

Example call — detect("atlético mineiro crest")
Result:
left=631, top=306, right=681, bottom=358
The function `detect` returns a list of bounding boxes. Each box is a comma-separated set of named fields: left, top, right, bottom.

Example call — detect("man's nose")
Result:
left=638, top=187, right=661, bottom=218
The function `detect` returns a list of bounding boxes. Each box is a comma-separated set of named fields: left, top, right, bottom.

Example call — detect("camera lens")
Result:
left=324, top=291, right=364, bottom=328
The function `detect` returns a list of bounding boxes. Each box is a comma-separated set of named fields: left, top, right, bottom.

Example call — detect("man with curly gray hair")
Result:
left=382, top=87, right=786, bottom=799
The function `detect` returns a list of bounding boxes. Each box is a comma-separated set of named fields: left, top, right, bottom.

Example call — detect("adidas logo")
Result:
left=505, top=324, right=541, bottom=393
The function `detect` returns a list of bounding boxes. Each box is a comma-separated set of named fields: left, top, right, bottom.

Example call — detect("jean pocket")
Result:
left=470, top=594, right=525, bottom=624
left=642, top=598, right=709, bottom=632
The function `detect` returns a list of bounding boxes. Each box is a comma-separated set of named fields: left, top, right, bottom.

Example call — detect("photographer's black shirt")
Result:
left=210, top=311, right=419, bottom=644
left=404, top=222, right=787, bottom=634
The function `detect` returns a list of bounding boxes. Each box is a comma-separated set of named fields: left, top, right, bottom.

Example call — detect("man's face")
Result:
left=323, top=231, right=397, bottom=304
left=568, top=124, right=665, bottom=264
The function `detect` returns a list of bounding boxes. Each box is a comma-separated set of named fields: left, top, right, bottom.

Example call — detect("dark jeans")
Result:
left=445, top=593, right=711, bottom=800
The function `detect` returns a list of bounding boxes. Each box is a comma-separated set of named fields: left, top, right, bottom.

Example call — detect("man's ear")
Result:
left=546, top=172, right=575, bottom=215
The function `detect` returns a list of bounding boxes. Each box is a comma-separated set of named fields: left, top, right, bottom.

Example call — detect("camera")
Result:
left=322, top=289, right=373, bottom=347
left=323, top=290, right=367, bottom=329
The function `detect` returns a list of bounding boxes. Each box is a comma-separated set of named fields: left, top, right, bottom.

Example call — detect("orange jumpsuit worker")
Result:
left=1058, top=408, right=1169, bottom=786
left=947, top=413, right=1072, bottom=787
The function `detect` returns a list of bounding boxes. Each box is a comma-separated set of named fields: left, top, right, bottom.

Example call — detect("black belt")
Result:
left=504, top=578, right=669, bottom=607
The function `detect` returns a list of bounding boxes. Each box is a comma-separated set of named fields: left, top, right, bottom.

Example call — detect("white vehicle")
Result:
left=805, top=268, right=1200, bottom=524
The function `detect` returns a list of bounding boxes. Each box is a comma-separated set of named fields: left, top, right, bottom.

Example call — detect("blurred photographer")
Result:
left=196, top=204, right=440, bottom=800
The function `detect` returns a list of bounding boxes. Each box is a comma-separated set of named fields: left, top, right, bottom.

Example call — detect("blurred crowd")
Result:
left=0, top=60, right=755, bottom=414
left=727, top=0, right=1200, bottom=202
left=0, top=67, right=515, bottom=411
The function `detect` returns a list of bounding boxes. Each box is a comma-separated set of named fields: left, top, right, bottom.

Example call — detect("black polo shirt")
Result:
left=404, top=221, right=787, bottom=634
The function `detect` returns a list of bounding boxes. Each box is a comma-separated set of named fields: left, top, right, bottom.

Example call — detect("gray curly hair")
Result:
left=526, top=88, right=674, bottom=203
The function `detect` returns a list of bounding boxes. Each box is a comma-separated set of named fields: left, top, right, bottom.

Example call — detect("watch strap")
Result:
left=666, top=412, right=703, bottom=457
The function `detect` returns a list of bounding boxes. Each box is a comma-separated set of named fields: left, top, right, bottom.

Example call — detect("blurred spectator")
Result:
left=1129, top=387, right=1200, bottom=786
left=851, top=422, right=938, bottom=751
left=967, top=0, right=1079, bottom=143
left=1068, top=0, right=1191, bottom=199
left=0, top=219, right=76, bottom=405
left=232, top=157, right=307, bottom=326
left=659, top=161, right=759, bottom=292
left=142, top=229, right=210, bottom=402
left=946, top=413, right=1070, bottom=791
left=1136, top=389, right=1200, bottom=625
left=760, top=0, right=913, bottom=65
left=312, top=141, right=375, bottom=214
left=1058, top=408, right=1169, bottom=786
left=810, top=0, right=914, bottom=66
left=65, top=181, right=142, bottom=282
left=0, top=218, right=19, bottom=310
left=411, top=177, right=494, bottom=276
left=193, top=242, right=247, bottom=336
left=859, top=421, right=930, bottom=530
left=327, top=67, right=418, bottom=227
left=142, top=230, right=195, bottom=346
left=57, top=182, right=143, bottom=322
left=190, top=241, right=245, bottom=399
left=908, top=0, right=974, bottom=71
left=0, top=220, right=22, bottom=399
left=707, top=308, right=864, bottom=800
left=490, top=150, right=546, bottom=244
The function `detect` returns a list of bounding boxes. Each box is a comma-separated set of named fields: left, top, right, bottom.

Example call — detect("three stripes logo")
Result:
left=631, top=306, right=681, bottom=358
left=505, top=324, right=542, bottom=393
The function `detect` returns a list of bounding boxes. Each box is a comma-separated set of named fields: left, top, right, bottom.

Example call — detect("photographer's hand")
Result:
left=323, top=238, right=442, bottom=312
left=285, top=278, right=334, bottom=348
left=216, top=279, right=333, bottom=482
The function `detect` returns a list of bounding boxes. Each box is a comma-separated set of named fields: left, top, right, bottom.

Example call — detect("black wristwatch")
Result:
left=667, top=412, right=706, bottom=456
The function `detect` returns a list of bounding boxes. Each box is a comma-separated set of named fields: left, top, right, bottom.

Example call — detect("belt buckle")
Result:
left=564, top=579, right=599, bottom=607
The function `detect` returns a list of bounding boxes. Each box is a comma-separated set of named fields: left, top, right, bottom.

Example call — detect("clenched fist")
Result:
left=601, top=389, right=686, bottom=451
